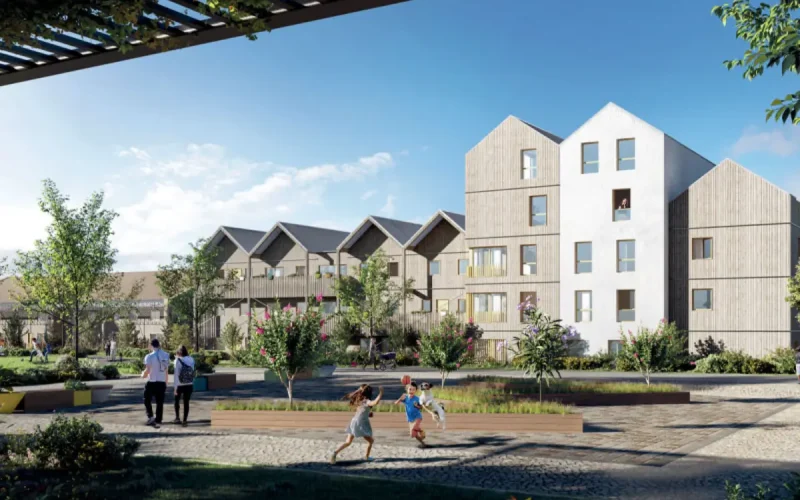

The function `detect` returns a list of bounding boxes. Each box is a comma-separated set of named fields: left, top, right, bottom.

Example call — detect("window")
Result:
left=295, top=266, right=306, bottom=276
left=320, top=301, right=336, bottom=314
left=436, top=299, right=449, bottom=314
left=520, top=292, right=536, bottom=321
left=239, top=303, right=250, bottom=316
left=429, top=261, right=440, bottom=276
left=617, top=290, right=635, bottom=322
left=471, top=247, right=507, bottom=277
left=617, top=139, right=635, bottom=171
left=613, top=189, right=631, bottom=221
left=575, top=291, right=592, bottom=323
left=530, top=195, right=547, bottom=226
left=388, top=262, right=399, bottom=277
left=422, top=299, right=432, bottom=312
left=150, top=310, right=161, bottom=321
left=617, top=240, right=635, bottom=272
left=319, top=265, right=336, bottom=276
left=582, top=142, right=599, bottom=174
left=522, top=149, right=538, bottom=179
left=521, top=245, right=537, bottom=275
left=692, top=238, right=713, bottom=260
left=267, top=267, right=283, bottom=278
left=228, top=268, right=246, bottom=280
left=575, top=242, right=592, bottom=274
left=297, top=301, right=308, bottom=312
left=472, top=293, right=507, bottom=323
left=608, top=340, right=623, bottom=356
left=457, top=299, right=466, bottom=313
left=339, top=265, right=347, bottom=276
left=693, top=289, right=712, bottom=310
left=458, top=259, right=468, bottom=275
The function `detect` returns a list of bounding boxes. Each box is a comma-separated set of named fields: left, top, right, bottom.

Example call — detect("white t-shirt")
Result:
left=173, top=356, right=196, bottom=388
left=144, top=349, right=170, bottom=383
left=110, top=341, right=116, bottom=352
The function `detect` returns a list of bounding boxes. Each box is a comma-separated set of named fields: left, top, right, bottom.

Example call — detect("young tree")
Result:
left=619, top=321, right=672, bottom=386
left=162, top=323, right=193, bottom=352
left=1, top=310, right=26, bottom=348
left=334, top=249, right=414, bottom=340
left=249, top=297, right=328, bottom=405
left=417, top=313, right=481, bottom=387
left=787, top=261, right=800, bottom=323
left=511, top=297, right=578, bottom=402
left=221, top=320, right=244, bottom=355
left=713, top=1, right=800, bottom=124
left=156, top=239, right=235, bottom=352
left=13, top=180, right=121, bottom=358
left=116, top=319, right=141, bottom=349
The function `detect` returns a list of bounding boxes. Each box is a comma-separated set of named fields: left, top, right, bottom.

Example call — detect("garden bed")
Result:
left=204, top=373, right=236, bottom=390
left=211, top=400, right=582, bottom=433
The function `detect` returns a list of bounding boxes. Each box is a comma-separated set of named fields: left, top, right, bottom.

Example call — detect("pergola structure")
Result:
left=0, top=0, right=407, bottom=87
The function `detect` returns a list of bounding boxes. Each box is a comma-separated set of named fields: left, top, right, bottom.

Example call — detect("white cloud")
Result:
left=103, top=182, right=116, bottom=200
left=731, top=126, right=800, bottom=157
left=380, top=195, right=396, bottom=217
left=361, top=190, right=377, bottom=200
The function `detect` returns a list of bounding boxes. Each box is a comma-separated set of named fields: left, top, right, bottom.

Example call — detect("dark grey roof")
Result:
left=442, top=211, right=465, bottom=231
left=280, top=222, right=350, bottom=253
left=221, top=226, right=267, bottom=253
left=518, top=118, right=564, bottom=144
left=371, top=216, right=422, bottom=246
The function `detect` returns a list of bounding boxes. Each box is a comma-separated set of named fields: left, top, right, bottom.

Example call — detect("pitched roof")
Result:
left=441, top=211, right=466, bottom=231
left=221, top=226, right=267, bottom=254
left=279, top=222, right=350, bottom=253
left=517, top=118, right=564, bottom=144
left=338, top=216, right=423, bottom=250
left=405, top=210, right=466, bottom=248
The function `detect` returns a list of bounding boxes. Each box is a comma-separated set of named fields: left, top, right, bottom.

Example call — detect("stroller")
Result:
left=362, top=351, right=398, bottom=371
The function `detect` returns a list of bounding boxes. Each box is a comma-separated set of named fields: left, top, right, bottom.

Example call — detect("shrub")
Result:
left=64, top=379, right=88, bottom=390
left=221, top=320, right=244, bottom=354
left=6, top=347, right=30, bottom=357
left=116, top=319, right=142, bottom=349
left=205, top=349, right=231, bottom=361
left=163, top=323, right=192, bottom=351
left=118, top=347, right=149, bottom=360
left=694, top=335, right=726, bottom=358
left=695, top=351, right=775, bottom=374
left=101, top=364, right=120, bottom=380
left=1, top=311, right=26, bottom=348
left=766, top=347, right=796, bottom=375
left=418, top=313, right=477, bottom=388
left=117, top=360, right=145, bottom=374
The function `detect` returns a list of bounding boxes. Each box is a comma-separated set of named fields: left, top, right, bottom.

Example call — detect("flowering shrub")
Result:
left=417, top=313, right=481, bottom=387
left=511, top=296, right=579, bottom=401
left=248, top=295, right=327, bottom=405
left=619, top=321, right=668, bottom=385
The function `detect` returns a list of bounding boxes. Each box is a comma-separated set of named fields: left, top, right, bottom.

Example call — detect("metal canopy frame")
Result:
left=0, top=0, right=407, bottom=87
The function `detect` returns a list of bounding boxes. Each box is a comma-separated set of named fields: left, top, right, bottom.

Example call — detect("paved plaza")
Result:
left=3, top=367, right=800, bottom=499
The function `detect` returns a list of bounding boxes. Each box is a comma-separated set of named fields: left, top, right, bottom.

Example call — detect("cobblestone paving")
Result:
left=4, top=369, right=800, bottom=499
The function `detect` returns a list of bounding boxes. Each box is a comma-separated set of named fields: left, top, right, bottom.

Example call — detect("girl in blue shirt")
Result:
left=394, top=381, right=427, bottom=448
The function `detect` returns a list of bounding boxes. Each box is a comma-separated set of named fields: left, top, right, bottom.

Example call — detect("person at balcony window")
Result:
left=618, top=198, right=628, bottom=210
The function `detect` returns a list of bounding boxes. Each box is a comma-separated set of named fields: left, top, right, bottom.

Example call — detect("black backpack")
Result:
left=177, top=358, right=195, bottom=385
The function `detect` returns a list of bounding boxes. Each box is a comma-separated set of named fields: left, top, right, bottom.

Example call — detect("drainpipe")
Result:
left=336, top=250, right=341, bottom=311
left=305, top=250, right=311, bottom=304
left=246, top=255, right=252, bottom=341
left=402, top=247, right=407, bottom=333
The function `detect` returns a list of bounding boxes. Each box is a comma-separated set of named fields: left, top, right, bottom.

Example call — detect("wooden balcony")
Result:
left=467, top=266, right=507, bottom=278
left=220, top=276, right=336, bottom=300
left=471, top=311, right=507, bottom=323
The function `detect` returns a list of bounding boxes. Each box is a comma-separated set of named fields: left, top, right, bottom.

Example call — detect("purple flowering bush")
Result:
left=619, top=321, right=671, bottom=386
left=418, top=313, right=482, bottom=387
left=511, top=296, right=580, bottom=401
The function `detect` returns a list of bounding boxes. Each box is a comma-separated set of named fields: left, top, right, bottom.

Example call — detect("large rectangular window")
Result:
left=436, top=299, right=449, bottom=314
left=617, top=138, right=635, bottom=171
left=575, top=291, right=592, bottom=323
left=457, top=299, right=466, bottom=313
left=520, top=291, right=536, bottom=321
left=582, top=142, right=599, bottom=174
left=692, top=238, right=713, bottom=260
left=575, top=242, right=592, bottom=274
left=692, top=289, right=712, bottom=310
left=470, top=247, right=507, bottom=277
left=472, top=293, right=507, bottom=323
left=617, top=240, right=635, bottom=272
left=613, top=189, right=631, bottom=221
left=521, top=245, right=537, bottom=275
left=429, top=261, right=440, bottom=276
left=617, top=290, right=635, bottom=322
left=530, top=195, right=547, bottom=226
left=458, top=258, right=469, bottom=275
left=522, top=150, right=538, bottom=179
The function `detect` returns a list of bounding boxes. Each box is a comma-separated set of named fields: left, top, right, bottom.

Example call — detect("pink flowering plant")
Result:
left=618, top=321, right=671, bottom=386
left=249, top=295, right=327, bottom=405
left=511, top=296, right=579, bottom=402
left=417, top=313, right=482, bottom=388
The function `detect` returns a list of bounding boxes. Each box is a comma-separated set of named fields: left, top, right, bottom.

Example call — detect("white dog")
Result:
left=419, top=382, right=446, bottom=430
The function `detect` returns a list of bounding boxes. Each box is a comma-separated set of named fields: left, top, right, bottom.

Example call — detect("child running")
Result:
left=330, top=384, right=384, bottom=464
left=394, top=381, right=427, bottom=448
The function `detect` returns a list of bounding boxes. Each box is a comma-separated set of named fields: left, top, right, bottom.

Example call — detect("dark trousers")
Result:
left=174, top=385, right=194, bottom=422
left=144, top=381, right=166, bottom=423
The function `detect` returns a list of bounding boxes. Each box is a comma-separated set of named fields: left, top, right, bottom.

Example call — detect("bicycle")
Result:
left=361, top=352, right=398, bottom=371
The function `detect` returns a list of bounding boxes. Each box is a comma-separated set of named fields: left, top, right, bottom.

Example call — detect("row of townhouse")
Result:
left=211, top=102, right=800, bottom=356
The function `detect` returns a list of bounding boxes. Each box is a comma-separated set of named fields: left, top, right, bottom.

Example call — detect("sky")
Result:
left=0, top=0, right=799, bottom=272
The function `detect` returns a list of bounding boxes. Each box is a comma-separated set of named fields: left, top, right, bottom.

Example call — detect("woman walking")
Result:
left=172, top=345, right=196, bottom=427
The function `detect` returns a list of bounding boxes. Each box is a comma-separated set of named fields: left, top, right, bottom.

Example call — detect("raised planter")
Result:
left=20, top=389, right=73, bottom=412
left=459, top=381, right=690, bottom=406
left=90, top=385, right=114, bottom=404
left=211, top=410, right=583, bottom=433
left=73, top=390, right=92, bottom=407
left=265, top=369, right=314, bottom=382
left=205, top=373, right=236, bottom=390
left=317, top=365, right=336, bottom=378
left=193, top=376, right=208, bottom=392
left=0, top=393, right=24, bottom=414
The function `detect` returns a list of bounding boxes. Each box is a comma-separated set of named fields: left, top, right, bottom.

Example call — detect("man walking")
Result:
left=141, top=338, right=170, bottom=428
left=29, top=338, right=40, bottom=362
left=110, top=338, right=117, bottom=362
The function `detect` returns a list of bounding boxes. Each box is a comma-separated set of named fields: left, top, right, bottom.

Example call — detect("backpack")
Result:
left=177, top=358, right=195, bottom=385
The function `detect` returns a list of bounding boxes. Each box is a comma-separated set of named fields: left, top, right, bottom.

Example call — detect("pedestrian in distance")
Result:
left=141, top=338, right=170, bottom=428
left=110, top=338, right=117, bottom=362
left=172, top=345, right=195, bottom=427
left=394, top=381, right=427, bottom=448
left=105, top=341, right=111, bottom=360
left=330, top=384, right=384, bottom=464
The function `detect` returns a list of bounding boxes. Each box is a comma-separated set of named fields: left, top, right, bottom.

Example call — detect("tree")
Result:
left=417, top=313, right=481, bottom=388
left=249, top=297, right=327, bottom=405
left=511, top=296, right=578, bottom=402
left=1, top=310, right=26, bottom=348
left=13, top=180, right=121, bottom=358
left=334, top=249, right=414, bottom=340
left=221, top=320, right=244, bottom=355
left=116, top=319, right=141, bottom=349
left=788, top=261, right=800, bottom=324
left=162, top=323, right=192, bottom=352
left=713, top=1, right=800, bottom=124
left=618, top=322, right=673, bottom=386
left=156, top=239, right=235, bottom=352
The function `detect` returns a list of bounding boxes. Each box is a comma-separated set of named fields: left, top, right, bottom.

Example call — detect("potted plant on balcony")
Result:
left=314, top=271, right=322, bottom=279
left=0, top=368, right=23, bottom=414
left=323, top=272, right=333, bottom=279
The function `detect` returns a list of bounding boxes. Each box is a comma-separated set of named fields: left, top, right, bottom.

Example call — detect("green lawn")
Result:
left=0, top=354, right=61, bottom=370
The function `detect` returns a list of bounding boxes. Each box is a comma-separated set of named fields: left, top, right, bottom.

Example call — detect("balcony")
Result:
left=467, top=266, right=507, bottom=278
left=220, top=275, right=336, bottom=300
left=471, top=311, right=507, bottom=323
left=614, top=208, right=631, bottom=221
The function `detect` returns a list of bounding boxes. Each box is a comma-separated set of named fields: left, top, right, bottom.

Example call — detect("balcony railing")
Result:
left=471, top=311, right=507, bottom=323
left=467, top=265, right=507, bottom=278
left=614, top=208, right=631, bottom=221
left=219, top=275, right=336, bottom=300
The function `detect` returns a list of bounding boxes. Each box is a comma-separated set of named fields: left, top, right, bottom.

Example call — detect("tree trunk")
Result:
left=192, top=290, right=199, bottom=352
left=74, top=300, right=80, bottom=359
left=441, top=370, right=448, bottom=388
left=287, top=376, right=294, bottom=408
left=539, top=376, right=543, bottom=403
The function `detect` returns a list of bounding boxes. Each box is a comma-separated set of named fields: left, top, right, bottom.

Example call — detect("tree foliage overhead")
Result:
left=787, top=261, right=800, bottom=324
left=713, top=0, right=800, bottom=124
left=0, top=1, right=274, bottom=54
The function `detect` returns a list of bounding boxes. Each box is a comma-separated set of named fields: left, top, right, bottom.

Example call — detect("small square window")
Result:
left=617, top=240, right=635, bottom=273
left=692, top=238, right=712, bottom=260
left=295, top=266, right=306, bottom=276
left=457, top=299, right=467, bottom=313
left=608, top=340, right=623, bottom=356
left=575, top=290, right=592, bottom=323
left=617, top=290, right=635, bottom=322
left=388, top=262, right=399, bottom=277
left=522, top=150, right=538, bottom=179
left=429, top=261, right=440, bottom=276
left=692, top=289, right=712, bottom=310
left=422, top=299, right=431, bottom=312
left=521, top=245, right=537, bottom=275
left=575, top=242, right=592, bottom=274
left=239, top=303, right=250, bottom=317
left=530, top=196, right=547, bottom=226
left=617, top=139, right=635, bottom=171
left=582, top=142, right=599, bottom=174
left=458, top=259, right=469, bottom=275
left=436, top=299, right=449, bottom=314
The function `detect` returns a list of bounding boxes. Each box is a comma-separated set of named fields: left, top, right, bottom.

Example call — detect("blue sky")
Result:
left=1, top=0, right=798, bottom=270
